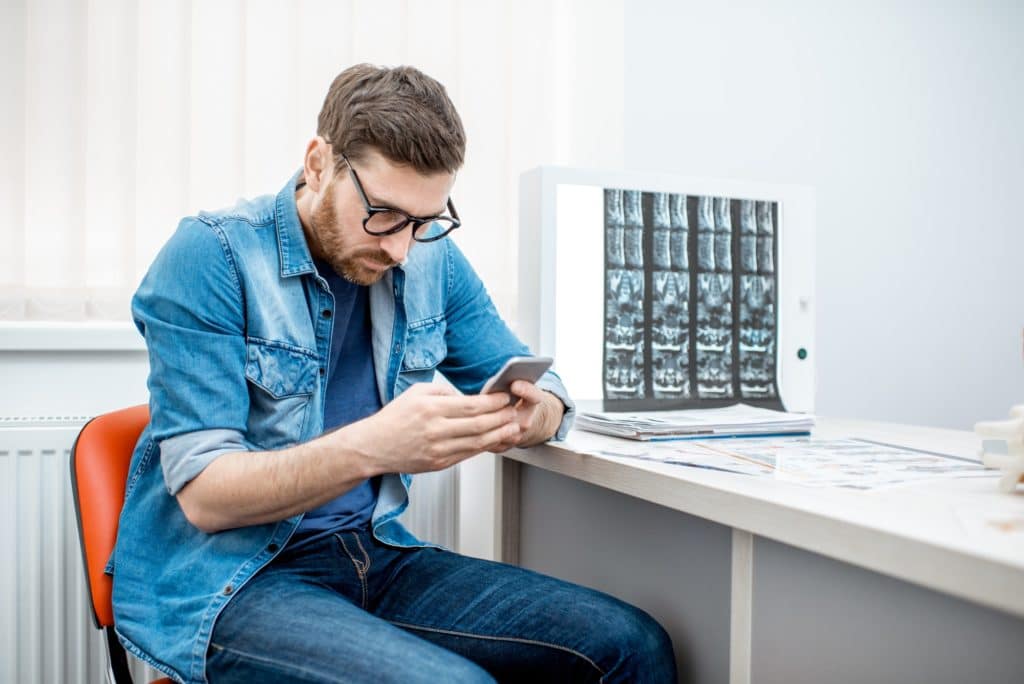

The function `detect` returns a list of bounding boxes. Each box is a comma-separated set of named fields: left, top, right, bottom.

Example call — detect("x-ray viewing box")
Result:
left=518, top=167, right=815, bottom=413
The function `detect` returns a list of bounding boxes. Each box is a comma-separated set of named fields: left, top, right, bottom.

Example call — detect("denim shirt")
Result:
left=111, top=173, right=575, bottom=684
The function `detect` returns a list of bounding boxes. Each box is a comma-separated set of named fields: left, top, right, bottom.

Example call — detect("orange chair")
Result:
left=70, top=405, right=172, bottom=684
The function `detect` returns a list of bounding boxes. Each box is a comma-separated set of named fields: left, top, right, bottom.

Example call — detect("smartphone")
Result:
left=480, top=356, right=554, bottom=399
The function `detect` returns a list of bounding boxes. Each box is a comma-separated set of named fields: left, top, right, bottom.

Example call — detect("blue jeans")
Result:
left=205, top=527, right=677, bottom=683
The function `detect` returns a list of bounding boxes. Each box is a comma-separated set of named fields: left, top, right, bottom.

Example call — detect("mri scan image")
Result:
left=602, top=188, right=781, bottom=409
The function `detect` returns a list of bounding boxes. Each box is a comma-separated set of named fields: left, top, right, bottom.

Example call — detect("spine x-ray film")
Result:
left=602, top=189, right=783, bottom=411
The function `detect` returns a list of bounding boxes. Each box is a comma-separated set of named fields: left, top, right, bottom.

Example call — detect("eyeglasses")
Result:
left=341, top=153, right=460, bottom=243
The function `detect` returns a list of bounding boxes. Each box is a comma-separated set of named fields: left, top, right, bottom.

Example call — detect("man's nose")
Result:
left=378, top=229, right=412, bottom=264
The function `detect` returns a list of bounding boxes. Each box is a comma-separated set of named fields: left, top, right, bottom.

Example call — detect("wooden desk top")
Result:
left=502, top=418, right=1024, bottom=618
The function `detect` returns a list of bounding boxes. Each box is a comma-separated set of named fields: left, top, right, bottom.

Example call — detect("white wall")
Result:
left=0, top=350, right=149, bottom=419
left=623, top=0, right=1024, bottom=429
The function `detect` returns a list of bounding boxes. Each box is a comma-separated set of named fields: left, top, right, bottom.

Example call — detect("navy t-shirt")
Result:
left=289, top=258, right=382, bottom=544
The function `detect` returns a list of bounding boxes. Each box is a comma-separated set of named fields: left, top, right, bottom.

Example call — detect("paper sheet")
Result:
left=570, top=434, right=999, bottom=490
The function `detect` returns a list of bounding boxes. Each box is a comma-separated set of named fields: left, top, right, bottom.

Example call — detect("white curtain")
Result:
left=1, top=0, right=624, bottom=328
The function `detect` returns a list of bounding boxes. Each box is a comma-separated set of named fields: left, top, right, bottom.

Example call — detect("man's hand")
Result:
left=343, top=383, right=522, bottom=475
left=489, top=380, right=565, bottom=452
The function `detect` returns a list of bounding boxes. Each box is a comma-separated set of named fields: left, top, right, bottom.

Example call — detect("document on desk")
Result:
left=572, top=434, right=999, bottom=490
left=575, top=403, right=815, bottom=441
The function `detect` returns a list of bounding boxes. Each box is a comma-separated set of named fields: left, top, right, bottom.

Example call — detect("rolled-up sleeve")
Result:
left=440, top=240, right=575, bottom=442
left=133, top=218, right=251, bottom=493
left=160, top=429, right=253, bottom=495
left=535, top=371, right=576, bottom=441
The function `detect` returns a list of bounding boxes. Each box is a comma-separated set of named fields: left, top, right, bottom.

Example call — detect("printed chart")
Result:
left=577, top=435, right=998, bottom=490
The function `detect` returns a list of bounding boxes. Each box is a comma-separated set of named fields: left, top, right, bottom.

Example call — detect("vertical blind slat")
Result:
left=135, top=0, right=192, bottom=285
left=452, top=0, right=510, bottom=309
left=24, top=0, right=87, bottom=316
left=84, top=0, right=138, bottom=314
left=0, top=1, right=27, bottom=304
left=243, top=0, right=296, bottom=196
left=189, top=0, right=246, bottom=214
left=502, top=0, right=558, bottom=327
left=351, top=0, right=409, bottom=67
left=406, top=0, right=459, bottom=102
left=293, top=0, right=356, bottom=150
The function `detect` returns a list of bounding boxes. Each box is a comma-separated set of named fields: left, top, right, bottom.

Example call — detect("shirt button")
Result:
left=223, top=585, right=233, bottom=595
left=267, top=543, right=279, bottom=553
left=322, top=309, right=332, bottom=318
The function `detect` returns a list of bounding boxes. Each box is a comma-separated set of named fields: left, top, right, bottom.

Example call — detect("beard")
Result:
left=310, top=182, right=396, bottom=285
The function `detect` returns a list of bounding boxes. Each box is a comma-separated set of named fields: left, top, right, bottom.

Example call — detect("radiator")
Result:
left=0, top=417, right=159, bottom=684
left=0, top=416, right=456, bottom=684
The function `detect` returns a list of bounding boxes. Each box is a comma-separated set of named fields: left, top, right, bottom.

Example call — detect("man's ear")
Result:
left=303, top=136, right=330, bottom=193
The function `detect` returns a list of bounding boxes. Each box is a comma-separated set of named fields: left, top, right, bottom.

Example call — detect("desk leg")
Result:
left=730, top=529, right=753, bottom=684
left=496, top=457, right=521, bottom=565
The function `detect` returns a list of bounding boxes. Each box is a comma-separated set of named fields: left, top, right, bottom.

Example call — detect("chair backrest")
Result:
left=70, top=405, right=150, bottom=628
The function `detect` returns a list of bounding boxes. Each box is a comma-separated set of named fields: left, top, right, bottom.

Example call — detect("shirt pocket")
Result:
left=398, top=317, right=447, bottom=388
left=244, top=338, right=318, bottom=448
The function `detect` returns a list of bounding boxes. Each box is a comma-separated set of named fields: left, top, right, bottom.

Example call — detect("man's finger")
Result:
left=441, top=408, right=518, bottom=439
left=509, top=380, right=546, bottom=405
left=433, top=391, right=513, bottom=416
left=443, top=421, right=522, bottom=463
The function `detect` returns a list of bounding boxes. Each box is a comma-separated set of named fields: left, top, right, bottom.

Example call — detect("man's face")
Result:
left=309, top=149, right=455, bottom=285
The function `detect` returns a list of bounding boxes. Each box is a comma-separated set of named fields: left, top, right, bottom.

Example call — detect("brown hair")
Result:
left=317, top=64, right=465, bottom=175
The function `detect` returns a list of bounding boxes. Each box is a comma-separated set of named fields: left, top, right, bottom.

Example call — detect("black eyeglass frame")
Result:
left=341, top=153, right=461, bottom=243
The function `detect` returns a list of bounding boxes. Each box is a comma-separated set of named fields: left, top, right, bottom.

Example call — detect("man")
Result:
left=113, top=64, right=676, bottom=683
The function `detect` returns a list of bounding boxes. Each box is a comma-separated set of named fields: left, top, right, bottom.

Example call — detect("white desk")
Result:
left=497, top=419, right=1024, bottom=684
